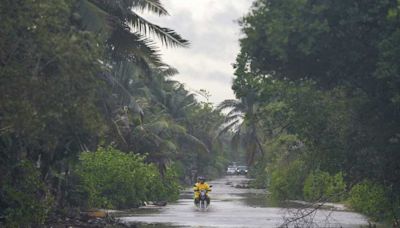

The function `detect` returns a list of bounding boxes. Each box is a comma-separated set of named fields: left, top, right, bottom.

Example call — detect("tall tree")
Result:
left=74, top=0, right=189, bottom=67
left=235, top=0, right=400, bottom=222
left=217, top=53, right=265, bottom=165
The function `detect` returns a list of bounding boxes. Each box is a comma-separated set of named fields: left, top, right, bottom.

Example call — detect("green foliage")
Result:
left=241, top=0, right=396, bottom=87
left=147, top=166, right=180, bottom=202
left=303, top=171, right=346, bottom=202
left=0, top=0, right=226, bottom=225
left=0, top=160, right=53, bottom=227
left=231, top=0, right=400, bottom=222
left=268, top=160, right=307, bottom=200
left=248, top=161, right=269, bottom=189
left=75, top=147, right=180, bottom=209
left=0, top=0, right=108, bottom=224
left=73, top=0, right=188, bottom=69
left=348, top=181, right=390, bottom=221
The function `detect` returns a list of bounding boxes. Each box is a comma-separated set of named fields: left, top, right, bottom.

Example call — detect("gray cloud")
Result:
left=140, top=0, right=253, bottom=105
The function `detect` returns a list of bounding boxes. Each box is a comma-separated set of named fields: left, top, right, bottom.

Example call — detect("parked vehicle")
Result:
left=226, top=166, right=237, bottom=175
left=236, top=165, right=248, bottom=175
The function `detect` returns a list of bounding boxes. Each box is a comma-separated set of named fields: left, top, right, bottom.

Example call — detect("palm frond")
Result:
left=143, top=130, right=164, bottom=147
left=217, top=99, right=245, bottom=111
left=157, top=66, right=179, bottom=77
left=226, top=107, right=245, bottom=118
left=109, top=28, right=165, bottom=68
left=136, top=87, right=154, bottom=99
left=78, top=0, right=187, bottom=65
left=132, top=0, right=169, bottom=16
left=178, top=94, right=197, bottom=111
left=217, top=119, right=241, bottom=138
left=160, top=140, right=178, bottom=153
left=223, top=113, right=243, bottom=125
left=126, top=12, right=190, bottom=48
left=102, top=72, right=134, bottom=102
left=142, top=120, right=169, bottom=135
left=103, top=69, right=146, bottom=120
left=165, top=79, right=180, bottom=86
left=181, top=134, right=210, bottom=154
left=169, top=123, right=187, bottom=135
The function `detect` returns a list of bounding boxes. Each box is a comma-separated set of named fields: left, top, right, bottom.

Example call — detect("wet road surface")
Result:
left=119, top=175, right=368, bottom=228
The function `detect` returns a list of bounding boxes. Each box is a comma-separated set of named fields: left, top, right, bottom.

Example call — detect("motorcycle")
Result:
left=198, top=189, right=209, bottom=210
left=194, top=184, right=212, bottom=211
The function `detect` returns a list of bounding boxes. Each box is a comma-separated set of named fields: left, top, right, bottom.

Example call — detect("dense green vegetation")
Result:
left=75, top=147, right=179, bottom=209
left=0, top=0, right=230, bottom=226
left=2, top=0, right=399, bottom=226
left=221, top=0, right=400, bottom=224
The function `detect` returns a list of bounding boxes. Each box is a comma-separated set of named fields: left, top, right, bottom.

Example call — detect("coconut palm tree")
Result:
left=217, top=97, right=264, bottom=166
left=217, top=52, right=265, bottom=165
left=73, top=0, right=186, bottom=119
left=73, top=0, right=190, bottom=155
left=102, top=64, right=211, bottom=174
left=73, top=0, right=189, bottom=67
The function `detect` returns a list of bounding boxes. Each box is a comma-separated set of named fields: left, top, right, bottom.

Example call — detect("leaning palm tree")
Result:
left=103, top=65, right=211, bottom=174
left=131, top=112, right=210, bottom=176
left=74, top=0, right=189, bottom=150
left=217, top=97, right=264, bottom=165
left=217, top=51, right=267, bottom=165
left=74, top=0, right=187, bottom=115
left=73, top=0, right=189, bottom=67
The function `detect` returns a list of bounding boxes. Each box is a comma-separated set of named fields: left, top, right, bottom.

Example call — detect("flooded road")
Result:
left=119, top=176, right=368, bottom=227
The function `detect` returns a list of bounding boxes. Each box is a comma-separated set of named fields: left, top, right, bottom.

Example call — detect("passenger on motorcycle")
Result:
left=193, top=176, right=211, bottom=206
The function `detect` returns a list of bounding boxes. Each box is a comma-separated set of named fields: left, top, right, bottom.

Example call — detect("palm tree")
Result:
left=101, top=64, right=211, bottom=174
left=74, top=0, right=186, bottom=120
left=73, top=0, right=189, bottom=67
left=217, top=97, right=264, bottom=166
left=73, top=0, right=191, bottom=155
left=132, top=115, right=210, bottom=176
left=217, top=52, right=265, bottom=165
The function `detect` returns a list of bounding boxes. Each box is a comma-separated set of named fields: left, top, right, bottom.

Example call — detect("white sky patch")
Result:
left=140, top=0, right=253, bottom=105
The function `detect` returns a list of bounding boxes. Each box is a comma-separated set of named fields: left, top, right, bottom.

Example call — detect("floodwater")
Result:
left=119, top=176, right=368, bottom=228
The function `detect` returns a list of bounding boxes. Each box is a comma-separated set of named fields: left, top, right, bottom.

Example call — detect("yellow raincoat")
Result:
left=193, top=182, right=212, bottom=199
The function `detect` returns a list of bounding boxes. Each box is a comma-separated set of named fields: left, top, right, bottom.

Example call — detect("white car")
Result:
left=226, top=166, right=237, bottom=175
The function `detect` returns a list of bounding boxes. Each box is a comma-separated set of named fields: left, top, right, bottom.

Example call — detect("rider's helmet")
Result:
left=197, top=176, right=205, bottom=183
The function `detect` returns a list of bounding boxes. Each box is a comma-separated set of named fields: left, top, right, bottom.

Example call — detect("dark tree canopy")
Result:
left=229, top=0, right=400, bottom=222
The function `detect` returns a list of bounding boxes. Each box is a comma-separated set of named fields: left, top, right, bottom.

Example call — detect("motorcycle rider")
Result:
left=193, top=176, right=211, bottom=206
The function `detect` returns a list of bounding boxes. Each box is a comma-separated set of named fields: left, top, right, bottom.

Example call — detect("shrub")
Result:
left=303, top=170, right=346, bottom=202
left=348, top=180, right=390, bottom=221
left=269, top=160, right=307, bottom=200
left=75, top=147, right=179, bottom=209
left=147, top=166, right=180, bottom=202
left=248, top=161, right=269, bottom=189
left=0, top=160, right=53, bottom=227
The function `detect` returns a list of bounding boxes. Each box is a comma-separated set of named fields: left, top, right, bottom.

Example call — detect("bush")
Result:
left=75, top=147, right=179, bottom=209
left=269, top=160, right=307, bottom=200
left=205, top=154, right=227, bottom=180
left=303, top=170, right=346, bottom=202
left=146, top=166, right=180, bottom=202
left=0, top=160, right=53, bottom=227
left=248, top=160, right=269, bottom=189
left=348, top=180, right=390, bottom=221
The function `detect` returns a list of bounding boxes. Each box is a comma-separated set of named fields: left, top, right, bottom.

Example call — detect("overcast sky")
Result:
left=141, top=0, right=253, bottom=105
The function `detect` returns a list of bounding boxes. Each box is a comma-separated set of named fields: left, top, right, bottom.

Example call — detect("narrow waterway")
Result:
left=119, top=176, right=368, bottom=228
